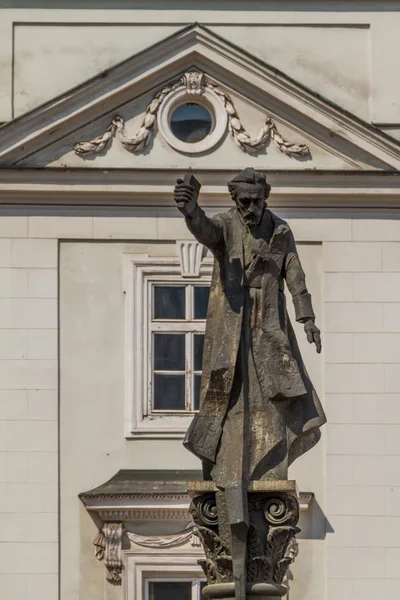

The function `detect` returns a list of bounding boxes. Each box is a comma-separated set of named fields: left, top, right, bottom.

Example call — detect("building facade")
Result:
left=1, top=2, right=400, bottom=600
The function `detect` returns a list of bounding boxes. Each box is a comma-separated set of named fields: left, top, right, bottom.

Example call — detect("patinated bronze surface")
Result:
left=174, top=168, right=326, bottom=599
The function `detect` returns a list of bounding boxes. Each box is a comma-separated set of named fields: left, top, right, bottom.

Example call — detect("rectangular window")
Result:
left=146, top=578, right=206, bottom=600
left=150, top=284, right=210, bottom=413
left=124, top=251, right=213, bottom=438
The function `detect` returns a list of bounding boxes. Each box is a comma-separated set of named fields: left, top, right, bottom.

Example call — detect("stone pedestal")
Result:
left=187, top=481, right=300, bottom=600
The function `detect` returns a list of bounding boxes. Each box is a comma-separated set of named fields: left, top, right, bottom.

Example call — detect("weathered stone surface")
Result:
left=189, top=482, right=300, bottom=600
left=176, top=169, right=324, bottom=598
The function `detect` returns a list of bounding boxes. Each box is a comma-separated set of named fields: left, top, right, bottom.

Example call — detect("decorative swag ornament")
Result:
left=74, top=70, right=310, bottom=158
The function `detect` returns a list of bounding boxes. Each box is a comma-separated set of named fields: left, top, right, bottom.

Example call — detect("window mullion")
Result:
left=149, top=316, right=154, bottom=415
left=187, top=284, right=192, bottom=321
left=186, top=331, right=193, bottom=411
left=193, top=578, right=199, bottom=600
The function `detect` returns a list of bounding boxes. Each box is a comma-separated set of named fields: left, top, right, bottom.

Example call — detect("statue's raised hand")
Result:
left=304, top=320, right=322, bottom=354
left=174, top=176, right=200, bottom=217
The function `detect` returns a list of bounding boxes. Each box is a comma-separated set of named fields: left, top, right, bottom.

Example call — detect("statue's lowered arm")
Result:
left=283, top=230, right=322, bottom=353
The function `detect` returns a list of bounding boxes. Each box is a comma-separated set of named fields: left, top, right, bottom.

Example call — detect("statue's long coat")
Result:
left=183, top=205, right=326, bottom=467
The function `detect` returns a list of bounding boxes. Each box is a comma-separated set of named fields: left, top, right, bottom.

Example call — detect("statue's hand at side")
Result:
left=304, top=320, right=322, bottom=354
left=174, top=178, right=199, bottom=218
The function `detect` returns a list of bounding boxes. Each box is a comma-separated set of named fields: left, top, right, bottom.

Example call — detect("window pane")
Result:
left=154, top=374, right=185, bottom=410
left=194, top=286, right=210, bottom=319
left=154, top=334, right=185, bottom=371
left=170, top=102, right=212, bottom=143
left=194, top=374, right=202, bottom=410
left=148, top=581, right=192, bottom=600
left=200, top=582, right=207, bottom=599
left=154, top=286, right=185, bottom=320
left=194, top=334, right=205, bottom=371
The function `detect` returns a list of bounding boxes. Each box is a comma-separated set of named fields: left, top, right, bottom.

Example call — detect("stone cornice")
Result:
left=1, top=168, right=400, bottom=210
left=81, top=491, right=313, bottom=523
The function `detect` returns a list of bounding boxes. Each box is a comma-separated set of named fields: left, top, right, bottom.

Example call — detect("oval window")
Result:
left=170, top=103, right=212, bottom=143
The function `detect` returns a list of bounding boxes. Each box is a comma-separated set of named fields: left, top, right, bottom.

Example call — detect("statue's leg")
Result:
left=225, top=482, right=248, bottom=600
left=209, top=322, right=251, bottom=599
left=202, top=461, right=213, bottom=481
left=226, top=334, right=250, bottom=600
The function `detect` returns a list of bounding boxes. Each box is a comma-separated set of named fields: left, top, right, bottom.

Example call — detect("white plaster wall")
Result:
left=1, top=209, right=400, bottom=600
left=0, top=214, right=59, bottom=600
left=58, top=225, right=323, bottom=600
left=1, top=2, right=400, bottom=127
left=322, top=218, right=400, bottom=600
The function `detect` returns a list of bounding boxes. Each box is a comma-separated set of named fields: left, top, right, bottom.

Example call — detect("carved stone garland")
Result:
left=93, top=523, right=201, bottom=583
left=74, top=70, right=309, bottom=158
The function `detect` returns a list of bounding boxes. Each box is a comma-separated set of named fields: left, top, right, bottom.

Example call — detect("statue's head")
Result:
left=228, top=168, right=271, bottom=226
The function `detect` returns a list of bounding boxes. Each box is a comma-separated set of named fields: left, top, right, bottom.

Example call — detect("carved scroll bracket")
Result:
left=94, top=522, right=124, bottom=584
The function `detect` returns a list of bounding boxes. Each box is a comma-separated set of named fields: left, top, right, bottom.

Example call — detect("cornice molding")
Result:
left=81, top=490, right=313, bottom=523
left=1, top=168, right=400, bottom=210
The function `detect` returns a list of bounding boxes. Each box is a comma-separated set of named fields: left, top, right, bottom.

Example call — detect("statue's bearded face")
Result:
left=233, top=183, right=266, bottom=226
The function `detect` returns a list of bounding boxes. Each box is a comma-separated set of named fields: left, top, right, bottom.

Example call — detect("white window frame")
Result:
left=124, top=252, right=212, bottom=439
left=124, top=550, right=205, bottom=600
left=144, top=576, right=205, bottom=600
left=151, top=282, right=208, bottom=413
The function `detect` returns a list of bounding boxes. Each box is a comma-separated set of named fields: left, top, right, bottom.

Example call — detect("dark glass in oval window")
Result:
left=170, top=103, right=212, bottom=143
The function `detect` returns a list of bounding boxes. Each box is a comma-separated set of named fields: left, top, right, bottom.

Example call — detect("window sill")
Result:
left=127, top=413, right=194, bottom=439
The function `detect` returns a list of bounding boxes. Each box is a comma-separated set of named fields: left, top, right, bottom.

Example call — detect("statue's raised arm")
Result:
left=174, top=175, right=224, bottom=253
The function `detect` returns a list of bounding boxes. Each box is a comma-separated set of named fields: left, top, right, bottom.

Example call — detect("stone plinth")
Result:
left=187, top=480, right=300, bottom=600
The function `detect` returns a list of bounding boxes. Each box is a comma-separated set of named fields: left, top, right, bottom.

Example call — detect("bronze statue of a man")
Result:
left=174, top=168, right=326, bottom=488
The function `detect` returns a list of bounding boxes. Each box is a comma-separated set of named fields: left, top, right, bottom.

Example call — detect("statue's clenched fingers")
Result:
left=175, top=183, right=194, bottom=192
left=175, top=188, right=193, bottom=197
left=174, top=193, right=193, bottom=203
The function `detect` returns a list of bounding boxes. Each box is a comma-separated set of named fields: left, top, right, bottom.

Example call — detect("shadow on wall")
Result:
left=298, top=495, right=329, bottom=541
left=287, top=497, right=330, bottom=600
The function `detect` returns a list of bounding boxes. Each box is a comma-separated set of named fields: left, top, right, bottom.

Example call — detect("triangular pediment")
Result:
left=1, top=24, right=400, bottom=171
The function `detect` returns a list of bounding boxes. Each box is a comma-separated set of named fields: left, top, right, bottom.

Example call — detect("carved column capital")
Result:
left=189, top=483, right=300, bottom=599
